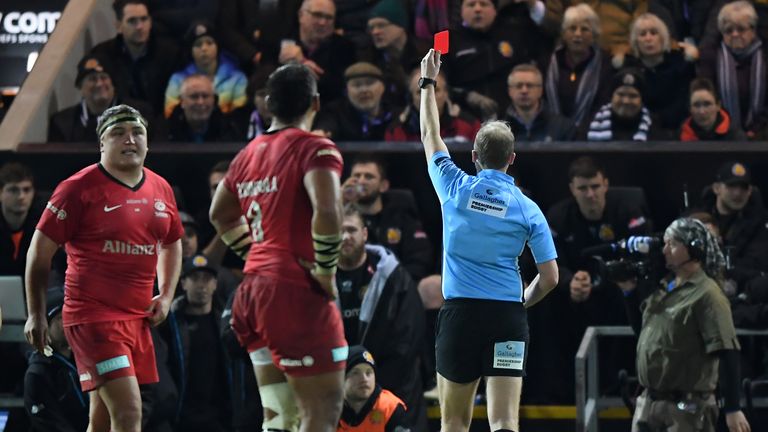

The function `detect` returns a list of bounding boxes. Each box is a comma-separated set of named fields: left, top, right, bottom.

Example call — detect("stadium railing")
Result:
left=576, top=326, right=768, bottom=432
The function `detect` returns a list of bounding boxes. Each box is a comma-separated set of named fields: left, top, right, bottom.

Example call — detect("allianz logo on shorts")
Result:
left=95, top=355, right=131, bottom=375
left=279, top=356, right=315, bottom=367
left=493, top=341, right=525, bottom=370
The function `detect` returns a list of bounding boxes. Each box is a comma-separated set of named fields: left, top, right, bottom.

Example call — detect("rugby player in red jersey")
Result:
left=210, top=63, right=347, bottom=432
left=24, top=105, right=183, bottom=432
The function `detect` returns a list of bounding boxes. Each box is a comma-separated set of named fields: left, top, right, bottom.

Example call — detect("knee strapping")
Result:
left=259, top=382, right=299, bottom=432
left=249, top=347, right=273, bottom=366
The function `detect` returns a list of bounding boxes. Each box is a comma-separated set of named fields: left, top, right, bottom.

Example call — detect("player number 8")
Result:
left=246, top=200, right=265, bottom=243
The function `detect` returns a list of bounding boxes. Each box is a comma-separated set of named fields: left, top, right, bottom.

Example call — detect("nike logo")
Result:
left=104, top=204, right=123, bottom=212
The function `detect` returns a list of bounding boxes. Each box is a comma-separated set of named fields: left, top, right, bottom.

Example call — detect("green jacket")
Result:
left=637, top=270, right=740, bottom=392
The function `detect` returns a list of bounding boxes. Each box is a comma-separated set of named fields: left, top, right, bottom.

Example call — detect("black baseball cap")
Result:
left=181, top=254, right=218, bottom=278
left=179, top=211, right=199, bottom=229
left=185, top=20, right=217, bottom=45
left=716, top=161, right=751, bottom=186
left=75, top=55, right=111, bottom=88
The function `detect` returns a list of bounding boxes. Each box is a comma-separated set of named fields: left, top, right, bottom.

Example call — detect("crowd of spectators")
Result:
left=3, top=149, right=768, bottom=430
left=46, top=0, right=768, bottom=145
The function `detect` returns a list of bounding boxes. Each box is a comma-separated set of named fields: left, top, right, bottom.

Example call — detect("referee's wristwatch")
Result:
left=418, top=77, right=437, bottom=89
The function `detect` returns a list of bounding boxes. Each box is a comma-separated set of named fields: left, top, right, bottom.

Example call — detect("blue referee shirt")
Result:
left=428, top=151, right=557, bottom=302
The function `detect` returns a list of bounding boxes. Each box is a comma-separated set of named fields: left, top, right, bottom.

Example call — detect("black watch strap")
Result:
left=419, top=77, right=437, bottom=89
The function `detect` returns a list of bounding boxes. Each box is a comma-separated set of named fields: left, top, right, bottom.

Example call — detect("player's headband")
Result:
left=97, top=112, right=148, bottom=139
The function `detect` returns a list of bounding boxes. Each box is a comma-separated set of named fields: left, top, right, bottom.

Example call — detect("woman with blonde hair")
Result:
left=626, top=12, right=696, bottom=131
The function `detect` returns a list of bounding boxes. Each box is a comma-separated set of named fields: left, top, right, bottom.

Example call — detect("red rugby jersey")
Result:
left=37, top=164, right=183, bottom=325
left=224, top=128, right=343, bottom=281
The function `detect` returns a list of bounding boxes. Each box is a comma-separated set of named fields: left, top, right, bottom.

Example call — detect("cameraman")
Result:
left=617, top=218, right=750, bottom=432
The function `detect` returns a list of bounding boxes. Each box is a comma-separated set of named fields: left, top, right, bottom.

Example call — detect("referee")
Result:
left=419, top=49, right=559, bottom=432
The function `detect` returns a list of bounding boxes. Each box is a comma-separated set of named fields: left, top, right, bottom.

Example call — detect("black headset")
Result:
left=687, top=238, right=706, bottom=262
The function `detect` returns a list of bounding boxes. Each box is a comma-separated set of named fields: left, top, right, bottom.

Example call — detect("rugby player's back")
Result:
left=225, top=128, right=343, bottom=281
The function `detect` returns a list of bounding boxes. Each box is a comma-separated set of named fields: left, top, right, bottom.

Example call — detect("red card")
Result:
left=434, top=30, right=449, bottom=54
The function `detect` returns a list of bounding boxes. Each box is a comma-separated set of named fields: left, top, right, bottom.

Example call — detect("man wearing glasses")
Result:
left=502, top=64, right=575, bottom=142
left=698, top=0, right=766, bottom=136
left=277, top=0, right=357, bottom=104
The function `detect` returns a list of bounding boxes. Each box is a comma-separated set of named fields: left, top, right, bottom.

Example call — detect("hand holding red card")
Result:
left=434, top=30, right=449, bottom=54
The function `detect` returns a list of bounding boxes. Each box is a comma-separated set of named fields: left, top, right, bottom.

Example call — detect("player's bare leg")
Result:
left=92, top=376, right=142, bottom=432
left=86, top=390, right=110, bottom=432
left=486, top=376, right=522, bottom=431
left=288, top=370, right=345, bottom=432
left=438, top=373, right=480, bottom=432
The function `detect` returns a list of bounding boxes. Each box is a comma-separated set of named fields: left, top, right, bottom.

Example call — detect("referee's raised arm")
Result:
left=419, top=49, right=449, bottom=161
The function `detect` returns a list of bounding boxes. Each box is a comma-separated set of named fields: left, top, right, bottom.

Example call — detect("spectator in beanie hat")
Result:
left=363, top=0, right=429, bottom=107
left=164, top=20, right=248, bottom=118
left=584, top=68, right=669, bottom=141
left=339, top=346, right=410, bottom=431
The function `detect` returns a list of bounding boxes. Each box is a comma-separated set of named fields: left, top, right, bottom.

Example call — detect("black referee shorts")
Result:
left=435, top=298, right=528, bottom=383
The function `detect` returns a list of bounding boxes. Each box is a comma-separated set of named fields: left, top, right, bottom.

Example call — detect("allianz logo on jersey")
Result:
left=236, top=176, right=278, bottom=199
left=102, top=240, right=158, bottom=255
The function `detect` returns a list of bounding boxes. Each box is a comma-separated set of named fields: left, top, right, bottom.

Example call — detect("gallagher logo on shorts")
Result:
left=493, top=341, right=525, bottom=370
left=331, top=346, right=349, bottom=363
left=96, top=355, right=131, bottom=375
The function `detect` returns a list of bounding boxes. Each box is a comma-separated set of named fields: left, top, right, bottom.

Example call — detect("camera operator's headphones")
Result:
left=687, top=238, right=706, bottom=262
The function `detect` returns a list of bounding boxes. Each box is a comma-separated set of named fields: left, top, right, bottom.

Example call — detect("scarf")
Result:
left=587, top=103, right=652, bottom=141
left=545, top=47, right=602, bottom=127
left=414, top=0, right=450, bottom=40
left=360, top=110, right=393, bottom=137
left=717, top=39, right=766, bottom=129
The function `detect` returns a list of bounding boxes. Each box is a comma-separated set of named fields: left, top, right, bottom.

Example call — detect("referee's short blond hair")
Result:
left=473, top=121, right=515, bottom=170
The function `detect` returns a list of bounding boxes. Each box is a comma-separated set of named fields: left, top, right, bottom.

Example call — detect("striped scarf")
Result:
left=545, top=47, right=602, bottom=127
left=414, top=0, right=450, bottom=40
left=717, top=39, right=766, bottom=129
left=587, top=103, right=652, bottom=141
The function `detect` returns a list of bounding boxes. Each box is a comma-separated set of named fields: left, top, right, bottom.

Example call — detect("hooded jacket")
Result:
left=336, top=245, right=427, bottom=430
left=679, top=109, right=747, bottom=141
left=24, top=352, right=88, bottom=432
